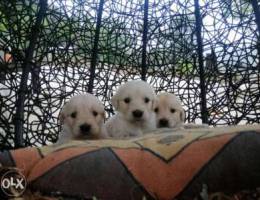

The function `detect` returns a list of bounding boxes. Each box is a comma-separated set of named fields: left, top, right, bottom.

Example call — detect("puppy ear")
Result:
left=151, top=98, right=158, bottom=110
left=59, top=110, right=66, bottom=124
left=111, top=94, right=119, bottom=110
left=180, top=109, right=186, bottom=122
left=59, top=102, right=68, bottom=124
left=101, top=110, right=106, bottom=122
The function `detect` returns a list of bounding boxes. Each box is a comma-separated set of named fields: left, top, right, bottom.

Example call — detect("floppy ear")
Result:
left=180, top=109, right=186, bottom=122
left=151, top=98, right=158, bottom=111
left=59, top=102, right=68, bottom=124
left=101, top=110, right=106, bottom=122
left=59, top=110, right=66, bottom=124
left=111, top=94, right=119, bottom=110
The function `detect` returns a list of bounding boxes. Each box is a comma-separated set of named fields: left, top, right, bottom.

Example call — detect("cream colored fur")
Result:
left=105, top=80, right=156, bottom=139
left=57, top=94, right=107, bottom=144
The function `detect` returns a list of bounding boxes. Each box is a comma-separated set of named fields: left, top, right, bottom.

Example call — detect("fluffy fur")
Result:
left=105, top=80, right=156, bottom=138
left=57, top=94, right=107, bottom=144
left=154, top=92, right=185, bottom=128
left=154, top=92, right=208, bottom=129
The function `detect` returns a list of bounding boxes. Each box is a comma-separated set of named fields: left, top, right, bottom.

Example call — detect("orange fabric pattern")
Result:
left=114, top=133, right=235, bottom=199
left=10, top=147, right=42, bottom=177
left=0, top=124, right=260, bottom=200
left=28, top=147, right=97, bottom=182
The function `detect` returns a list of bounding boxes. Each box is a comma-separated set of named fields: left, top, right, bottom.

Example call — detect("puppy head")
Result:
left=59, top=93, right=106, bottom=140
left=111, top=80, right=156, bottom=124
left=154, top=92, right=185, bottom=128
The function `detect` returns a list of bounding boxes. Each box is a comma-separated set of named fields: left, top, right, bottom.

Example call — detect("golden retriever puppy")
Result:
left=154, top=93, right=185, bottom=128
left=57, top=94, right=107, bottom=144
left=105, top=80, right=156, bottom=138
left=154, top=92, right=208, bottom=129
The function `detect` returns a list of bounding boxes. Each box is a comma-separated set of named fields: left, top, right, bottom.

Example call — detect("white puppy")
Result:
left=154, top=92, right=208, bottom=129
left=154, top=93, right=185, bottom=129
left=57, top=94, right=107, bottom=144
left=105, top=80, right=156, bottom=138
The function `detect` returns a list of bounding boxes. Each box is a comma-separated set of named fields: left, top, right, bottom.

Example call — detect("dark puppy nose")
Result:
left=80, top=123, right=91, bottom=134
left=132, top=110, right=143, bottom=118
left=159, top=118, right=169, bottom=127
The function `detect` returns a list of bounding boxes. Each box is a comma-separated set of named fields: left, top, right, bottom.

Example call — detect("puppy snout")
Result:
left=80, top=123, right=91, bottom=134
left=132, top=110, right=143, bottom=118
left=159, top=118, right=169, bottom=127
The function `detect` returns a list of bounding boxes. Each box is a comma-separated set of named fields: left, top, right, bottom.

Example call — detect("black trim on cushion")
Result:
left=176, top=131, right=260, bottom=200
left=30, top=147, right=154, bottom=200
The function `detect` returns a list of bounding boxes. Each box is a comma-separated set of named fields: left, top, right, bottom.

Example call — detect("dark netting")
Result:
left=0, top=0, right=259, bottom=149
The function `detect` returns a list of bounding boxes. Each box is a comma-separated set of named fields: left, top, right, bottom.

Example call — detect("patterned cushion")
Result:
left=1, top=125, right=260, bottom=199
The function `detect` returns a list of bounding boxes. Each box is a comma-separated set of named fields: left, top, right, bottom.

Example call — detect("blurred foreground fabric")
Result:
left=0, top=125, right=260, bottom=200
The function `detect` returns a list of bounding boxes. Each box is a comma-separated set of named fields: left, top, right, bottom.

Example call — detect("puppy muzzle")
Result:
left=132, top=110, right=143, bottom=119
left=158, top=118, right=169, bottom=128
left=79, top=123, right=91, bottom=135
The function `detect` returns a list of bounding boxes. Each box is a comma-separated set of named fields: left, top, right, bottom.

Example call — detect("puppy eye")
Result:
left=170, top=108, right=176, bottom=113
left=144, top=97, right=150, bottom=103
left=124, top=97, right=130, bottom=103
left=154, top=107, right=159, bottom=113
left=71, top=112, right=77, bottom=118
left=92, top=110, right=98, bottom=117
